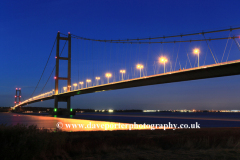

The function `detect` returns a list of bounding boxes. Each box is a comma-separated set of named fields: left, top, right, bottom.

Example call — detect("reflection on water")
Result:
left=3, top=113, right=166, bottom=131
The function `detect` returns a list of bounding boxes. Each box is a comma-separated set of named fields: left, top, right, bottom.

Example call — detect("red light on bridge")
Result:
left=19, top=88, right=21, bottom=90
left=20, top=96, right=21, bottom=98
left=16, top=88, right=18, bottom=90
left=55, top=56, right=57, bottom=58
left=68, top=32, right=70, bottom=34
left=54, top=76, right=57, bottom=79
left=15, top=96, right=17, bottom=97
left=14, top=101, right=16, bottom=103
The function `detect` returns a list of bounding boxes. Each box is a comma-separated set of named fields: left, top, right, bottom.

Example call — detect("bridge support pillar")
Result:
left=51, top=96, right=75, bottom=115
left=54, top=96, right=58, bottom=109
left=52, top=31, right=74, bottom=116
left=67, top=97, right=71, bottom=110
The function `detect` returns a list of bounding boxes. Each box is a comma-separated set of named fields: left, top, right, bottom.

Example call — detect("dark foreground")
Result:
left=1, top=124, right=240, bottom=160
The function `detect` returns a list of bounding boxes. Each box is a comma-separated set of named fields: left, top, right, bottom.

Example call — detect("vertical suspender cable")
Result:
left=221, top=32, right=231, bottom=62
left=203, top=34, right=217, bottom=64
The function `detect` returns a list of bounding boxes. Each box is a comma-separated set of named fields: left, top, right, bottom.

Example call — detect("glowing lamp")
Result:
left=136, top=64, right=143, bottom=69
left=193, top=48, right=200, bottom=67
left=136, top=64, right=144, bottom=77
left=120, top=70, right=126, bottom=73
left=159, top=57, right=168, bottom=63
left=193, top=48, right=200, bottom=54
left=105, top=73, right=112, bottom=78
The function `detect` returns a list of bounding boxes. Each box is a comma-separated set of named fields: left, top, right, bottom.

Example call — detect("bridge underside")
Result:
left=19, top=60, right=240, bottom=108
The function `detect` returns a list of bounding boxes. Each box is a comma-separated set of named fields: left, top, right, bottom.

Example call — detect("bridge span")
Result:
left=16, top=59, right=240, bottom=107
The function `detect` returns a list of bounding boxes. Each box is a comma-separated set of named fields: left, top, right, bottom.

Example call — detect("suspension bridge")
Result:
left=12, top=27, right=240, bottom=115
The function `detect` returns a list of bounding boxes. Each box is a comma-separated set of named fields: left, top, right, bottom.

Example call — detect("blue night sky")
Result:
left=1, top=0, right=240, bottom=110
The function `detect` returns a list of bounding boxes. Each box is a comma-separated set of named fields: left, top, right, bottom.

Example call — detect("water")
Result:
left=1, top=112, right=240, bottom=131
left=73, top=112, right=240, bottom=128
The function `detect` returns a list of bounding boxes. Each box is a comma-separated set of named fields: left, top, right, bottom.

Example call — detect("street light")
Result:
left=73, top=83, right=77, bottom=90
left=63, top=86, right=67, bottom=92
left=159, top=57, right=168, bottom=73
left=120, top=70, right=126, bottom=81
left=105, top=73, right=112, bottom=83
left=79, top=81, right=84, bottom=89
left=86, top=79, right=91, bottom=87
left=193, top=48, right=200, bottom=67
left=68, top=85, right=71, bottom=91
left=95, top=77, right=100, bottom=85
left=136, top=64, right=144, bottom=77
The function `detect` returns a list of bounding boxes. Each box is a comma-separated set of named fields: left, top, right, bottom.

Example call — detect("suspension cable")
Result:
left=40, top=41, right=67, bottom=94
left=221, top=32, right=231, bottom=62
left=66, top=27, right=240, bottom=42
left=226, top=40, right=234, bottom=62
left=203, top=35, right=217, bottom=64
left=233, top=37, right=240, bottom=52
left=75, top=36, right=237, bottom=44
left=30, top=38, right=56, bottom=98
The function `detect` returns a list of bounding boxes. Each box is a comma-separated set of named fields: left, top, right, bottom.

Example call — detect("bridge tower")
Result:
left=54, top=32, right=72, bottom=114
left=14, top=88, right=21, bottom=106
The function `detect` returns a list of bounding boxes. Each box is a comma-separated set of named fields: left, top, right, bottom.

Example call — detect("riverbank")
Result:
left=1, top=124, right=240, bottom=160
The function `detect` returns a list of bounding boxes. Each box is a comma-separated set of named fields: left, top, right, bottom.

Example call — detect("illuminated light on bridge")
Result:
left=120, top=70, right=126, bottom=81
left=193, top=48, right=200, bottom=67
left=79, top=81, right=84, bottom=89
left=63, top=87, right=67, bottom=92
left=159, top=57, right=168, bottom=73
left=95, top=77, right=100, bottom=85
left=54, top=76, right=57, bottom=79
left=105, top=73, right=112, bottom=83
left=86, top=79, right=91, bottom=87
left=136, top=64, right=144, bottom=77
left=68, top=86, right=71, bottom=91
left=73, top=83, right=77, bottom=90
